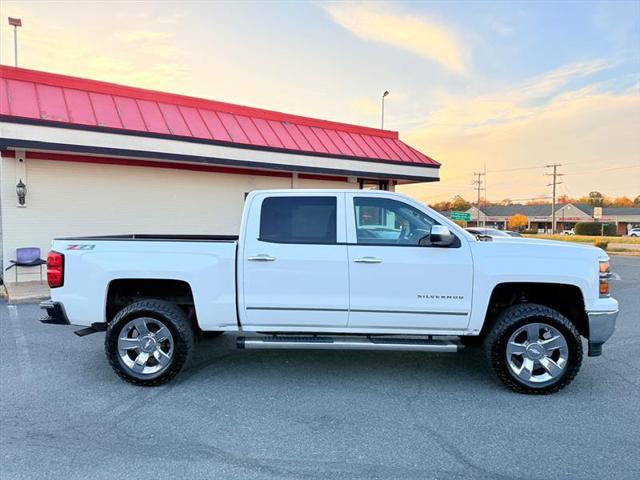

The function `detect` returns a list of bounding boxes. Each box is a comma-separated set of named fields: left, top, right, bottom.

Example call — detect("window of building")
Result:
left=358, top=179, right=389, bottom=190
left=260, top=196, right=337, bottom=244
left=354, top=197, right=436, bottom=246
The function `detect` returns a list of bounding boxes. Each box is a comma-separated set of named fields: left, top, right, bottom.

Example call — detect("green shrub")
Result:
left=593, top=240, right=609, bottom=250
left=575, top=222, right=617, bottom=236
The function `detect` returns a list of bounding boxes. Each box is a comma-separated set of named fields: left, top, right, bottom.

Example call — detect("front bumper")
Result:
left=586, top=309, right=618, bottom=356
left=40, top=300, right=70, bottom=325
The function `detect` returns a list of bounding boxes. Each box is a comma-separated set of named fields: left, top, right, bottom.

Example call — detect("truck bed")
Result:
left=50, top=235, right=239, bottom=330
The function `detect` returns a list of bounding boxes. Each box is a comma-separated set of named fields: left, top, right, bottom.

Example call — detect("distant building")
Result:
left=442, top=204, right=640, bottom=234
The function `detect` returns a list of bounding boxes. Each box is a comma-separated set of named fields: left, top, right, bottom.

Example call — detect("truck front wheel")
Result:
left=484, top=303, right=583, bottom=394
left=105, top=300, right=195, bottom=386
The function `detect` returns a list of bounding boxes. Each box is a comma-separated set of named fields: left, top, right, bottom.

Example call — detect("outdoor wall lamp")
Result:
left=16, top=179, right=26, bottom=205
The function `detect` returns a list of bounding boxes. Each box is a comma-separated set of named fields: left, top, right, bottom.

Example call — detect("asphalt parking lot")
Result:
left=1, top=256, right=639, bottom=480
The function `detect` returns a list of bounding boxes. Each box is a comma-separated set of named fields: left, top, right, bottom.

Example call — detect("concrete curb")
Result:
left=3, top=281, right=51, bottom=304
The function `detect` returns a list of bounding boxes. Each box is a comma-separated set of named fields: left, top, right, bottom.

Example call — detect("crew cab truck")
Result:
left=41, top=190, right=618, bottom=394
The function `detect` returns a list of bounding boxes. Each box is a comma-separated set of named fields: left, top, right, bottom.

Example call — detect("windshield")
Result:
left=466, top=228, right=511, bottom=237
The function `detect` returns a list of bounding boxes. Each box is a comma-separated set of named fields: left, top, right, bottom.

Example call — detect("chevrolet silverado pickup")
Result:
left=41, top=189, right=618, bottom=394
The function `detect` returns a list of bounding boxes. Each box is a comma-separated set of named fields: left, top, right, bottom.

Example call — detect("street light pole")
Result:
left=381, top=91, right=389, bottom=129
left=8, top=17, right=22, bottom=67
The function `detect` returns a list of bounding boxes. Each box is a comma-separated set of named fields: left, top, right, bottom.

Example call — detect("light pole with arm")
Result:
left=8, top=17, right=22, bottom=67
left=381, top=91, right=389, bottom=129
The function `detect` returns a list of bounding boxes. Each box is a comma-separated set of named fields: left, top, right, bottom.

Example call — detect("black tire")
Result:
left=484, top=303, right=583, bottom=394
left=105, top=300, right=195, bottom=386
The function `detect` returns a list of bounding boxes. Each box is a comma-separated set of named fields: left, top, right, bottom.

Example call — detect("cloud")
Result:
left=115, top=31, right=173, bottom=42
left=351, top=98, right=379, bottom=115
left=0, top=1, right=189, bottom=91
left=323, top=2, right=469, bottom=75
left=399, top=60, right=640, bottom=203
left=409, top=60, right=615, bottom=134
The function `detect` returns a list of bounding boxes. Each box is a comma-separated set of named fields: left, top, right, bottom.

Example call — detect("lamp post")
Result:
left=381, top=91, right=389, bottom=129
left=8, top=17, right=22, bottom=67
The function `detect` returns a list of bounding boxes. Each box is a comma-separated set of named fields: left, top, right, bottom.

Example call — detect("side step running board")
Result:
left=237, top=335, right=462, bottom=352
left=74, top=323, right=107, bottom=337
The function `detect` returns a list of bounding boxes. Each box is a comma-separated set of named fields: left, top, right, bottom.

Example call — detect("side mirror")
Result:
left=420, top=225, right=456, bottom=247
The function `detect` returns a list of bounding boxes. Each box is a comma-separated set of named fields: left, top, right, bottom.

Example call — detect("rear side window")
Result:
left=260, top=196, right=337, bottom=244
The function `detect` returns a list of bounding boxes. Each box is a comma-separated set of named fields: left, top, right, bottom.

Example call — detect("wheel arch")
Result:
left=480, top=282, right=588, bottom=339
left=105, top=278, right=197, bottom=327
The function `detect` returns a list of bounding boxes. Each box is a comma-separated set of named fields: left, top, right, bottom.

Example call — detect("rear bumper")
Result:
left=586, top=309, right=618, bottom=357
left=40, top=300, right=70, bottom=325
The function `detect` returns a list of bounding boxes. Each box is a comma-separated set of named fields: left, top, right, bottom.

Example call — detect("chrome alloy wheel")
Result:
left=117, top=317, right=174, bottom=376
left=506, top=323, right=569, bottom=387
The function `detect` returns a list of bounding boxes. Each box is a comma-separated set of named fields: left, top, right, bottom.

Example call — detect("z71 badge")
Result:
left=66, top=244, right=95, bottom=250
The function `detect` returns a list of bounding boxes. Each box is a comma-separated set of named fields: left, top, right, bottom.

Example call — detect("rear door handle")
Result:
left=353, top=256, right=383, bottom=264
left=248, top=254, right=276, bottom=262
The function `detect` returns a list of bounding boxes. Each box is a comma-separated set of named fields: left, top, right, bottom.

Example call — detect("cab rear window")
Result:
left=260, top=196, right=337, bottom=244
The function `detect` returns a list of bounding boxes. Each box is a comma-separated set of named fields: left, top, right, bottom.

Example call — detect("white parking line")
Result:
left=7, top=305, right=33, bottom=381
left=610, top=272, right=622, bottom=281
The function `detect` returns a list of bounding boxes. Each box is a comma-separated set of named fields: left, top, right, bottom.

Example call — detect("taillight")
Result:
left=47, top=251, right=64, bottom=288
left=599, top=260, right=611, bottom=298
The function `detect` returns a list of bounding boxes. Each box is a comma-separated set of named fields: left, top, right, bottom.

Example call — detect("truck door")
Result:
left=346, top=193, right=473, bottom=332
left=240, top=193, right=349, bottom=329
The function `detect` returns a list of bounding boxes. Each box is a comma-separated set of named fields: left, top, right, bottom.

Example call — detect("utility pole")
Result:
left=8, top=17, right=22, bottom=67
left=473, top=172, right=485, bottom=227
left=545, top=164, right=564, bottom=234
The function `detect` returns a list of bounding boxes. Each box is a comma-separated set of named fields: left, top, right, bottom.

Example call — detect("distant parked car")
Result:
left=561, top=229, right=575, bottom=236
left=465, top=228, right=512, bottom=238
left=628, top=228, right=640, bottom=237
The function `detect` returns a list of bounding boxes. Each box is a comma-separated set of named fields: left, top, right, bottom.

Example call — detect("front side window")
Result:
left=354, top=197, right=436, bottom=246
left=260, top=196, right=337, bottom=244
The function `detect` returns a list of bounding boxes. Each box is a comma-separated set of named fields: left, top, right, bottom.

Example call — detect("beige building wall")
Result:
left=0, top=154, right=353, bottom=282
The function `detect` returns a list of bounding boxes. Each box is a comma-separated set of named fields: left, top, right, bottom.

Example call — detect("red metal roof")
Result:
left=0, top=66, right=438, bottom=167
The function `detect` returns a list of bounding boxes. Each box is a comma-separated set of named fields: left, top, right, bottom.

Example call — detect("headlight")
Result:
left=599, top=260, right=611, bottom=297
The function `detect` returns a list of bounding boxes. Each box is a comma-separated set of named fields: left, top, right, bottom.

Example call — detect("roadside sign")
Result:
left=593, top=207, right=602, bottom=220
left=451, top=211, right=471, bottom=221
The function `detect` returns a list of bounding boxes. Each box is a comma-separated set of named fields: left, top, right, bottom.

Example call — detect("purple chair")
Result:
left=5, top=247, right=46, bottom=282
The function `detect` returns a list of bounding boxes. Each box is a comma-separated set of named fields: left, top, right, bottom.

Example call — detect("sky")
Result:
left=1, top=0, right=639, bottom=204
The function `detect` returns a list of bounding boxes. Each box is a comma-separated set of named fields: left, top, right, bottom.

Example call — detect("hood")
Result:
left=473, top=236, right=609, bottom=261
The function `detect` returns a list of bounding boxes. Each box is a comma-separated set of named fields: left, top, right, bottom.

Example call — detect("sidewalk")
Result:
left=1, top=281, right=50, bottom=304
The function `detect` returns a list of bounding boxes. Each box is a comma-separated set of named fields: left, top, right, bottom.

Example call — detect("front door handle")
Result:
left=353, top=256, right=383, bottom=264
left=247, top=254, right=276, bottom=262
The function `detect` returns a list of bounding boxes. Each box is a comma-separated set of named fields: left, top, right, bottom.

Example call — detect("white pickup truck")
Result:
left=41, top=189, right=618, bottom=394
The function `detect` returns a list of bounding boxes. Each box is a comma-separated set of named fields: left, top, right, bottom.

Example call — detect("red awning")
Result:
left=0, top=66, right=438, bottom=168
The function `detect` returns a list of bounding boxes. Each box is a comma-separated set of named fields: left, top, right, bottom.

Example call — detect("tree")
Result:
left=611, top=196, right=633, bottom=207
left=588, top=191, right=604, bottom=207
left=634, top=195, right=640, bottom=206
left=557, top=194, right=570, bottom=204
left=429, top=200, right=451, bottom=212
left=430, top=195, right=471, bottom=212
left=499, top=198, right=513, bottom=206
left=507, top=213, right=528, bottom=231
left=451, top=195, right=471, bottom=211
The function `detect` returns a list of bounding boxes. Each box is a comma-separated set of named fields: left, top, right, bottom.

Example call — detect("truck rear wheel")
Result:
left=105, top=300, right=194, bottom=386
left=484, top=303, right=583, bottom=394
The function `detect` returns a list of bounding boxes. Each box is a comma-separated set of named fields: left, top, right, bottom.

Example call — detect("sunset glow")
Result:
left=1, top=0, right=638, bottom=203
